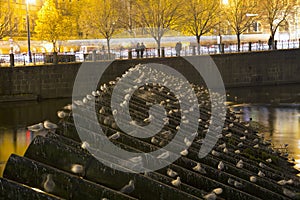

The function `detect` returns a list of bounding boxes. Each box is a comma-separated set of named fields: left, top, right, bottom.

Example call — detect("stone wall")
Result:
left=0, top=49, right=299, bottom=102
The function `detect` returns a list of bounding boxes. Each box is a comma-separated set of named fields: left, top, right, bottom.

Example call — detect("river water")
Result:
left=0, top=84, right=299, bottom=176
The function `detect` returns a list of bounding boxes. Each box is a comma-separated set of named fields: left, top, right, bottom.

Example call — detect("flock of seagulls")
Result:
left=25, top=64, right=300, bottom=199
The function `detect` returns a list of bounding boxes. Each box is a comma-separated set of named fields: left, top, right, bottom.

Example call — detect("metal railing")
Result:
left=1, top=39, right=300, bottom=67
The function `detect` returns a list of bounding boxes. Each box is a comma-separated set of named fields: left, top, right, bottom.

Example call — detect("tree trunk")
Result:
left=237, top=33, right=241, bottom=52
left=52, top=41, right=56, bottom=53
left=157, top=39, right=161, bottom=57
left=106, top=38, right=111, bottom=60
left=196, top=35, right=201, bottom=55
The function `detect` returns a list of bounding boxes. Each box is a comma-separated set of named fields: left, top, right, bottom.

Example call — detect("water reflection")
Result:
left=0, top=98, right=70, bottom=176
left=0, top=84, right=300, bottom=177
left=231, top=104, right=300, bottom=173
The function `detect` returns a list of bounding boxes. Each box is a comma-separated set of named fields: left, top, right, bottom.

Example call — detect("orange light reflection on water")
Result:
left=0, top=128, right=35, bottom=177
left=239, top=105, right=300, bottom=174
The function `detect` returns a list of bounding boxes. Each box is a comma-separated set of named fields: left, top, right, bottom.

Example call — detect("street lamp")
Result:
left=26, top=0, right=34, bottom=63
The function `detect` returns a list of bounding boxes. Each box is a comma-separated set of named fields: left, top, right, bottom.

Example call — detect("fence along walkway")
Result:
left=1, top=39, right=300, bottom=67
left=1, top=65, right=300, bottom=199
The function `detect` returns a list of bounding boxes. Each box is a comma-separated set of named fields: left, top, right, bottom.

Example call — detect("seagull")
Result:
left=151, top=137, right=159, bottom=144
left=43, top=174, right=55, bottom=193
left=120, top=180, right=135, bottom=194
left=253, top=144, right=259, bottom=148
left=63, top=104, right=72, bottom=111
left=203, top=192, right=217, bottom=200
left=86, top=94, right=94, bottom=101
left=180, top=149, right=188, bottom=156
left=234, top=180, right=243, bottom=188
left=27, top=122, right=44, bottom=132
left=167, top=168, right=178, bottom=177
left=211, top=150, right=220, bottom=157
left=258, top=170, right=265, bottom=177
left=218, top=143, right=226, bottom=149
left=286, top=179, right=294, bottom=185
left=283, top=188, right=299, bottom=199
left=240, top=136, right=246, bottom=140
left=234, top=150, right=241, bottom=154
left=277, top=180, right=287, bottom=185
left=192, top=163, right=206, bottom=174
left=99, top=107, right=105, bottom=114
left=236, top=160, right=244, bottom=168
left=157, top=151, right=170, bottom=159
left=44, top=120, right=58, bottom=130
left=81, top=141, right=90, bottom=150
left=259, top=162, right=267, bottom=168
left=71, top=164, right=84, bottom=174
left=237, top=142, right=243, bottom=148
left=171, top=176, right=181, bottom=187
left=266, top=158, right=272, bottom=163
left=223, top=148, right=229, bottom=154
left=57, top=110, right=69, bottom=119
left=225, top=133, right=232, bottom=137
left=108, top=132, right=120, bottom=140
left=184, top=137, right=192, bottom=147
left=212, top=188, right=223, bottom=195
left=129, top=156, right=142, bottom=163
left=250, top=176, right=257, bottom=183
left=218, top=161, right=224, bottom=170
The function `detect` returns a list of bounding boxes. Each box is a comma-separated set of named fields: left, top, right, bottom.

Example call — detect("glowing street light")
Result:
left=26, top=0, right=35, bottom=63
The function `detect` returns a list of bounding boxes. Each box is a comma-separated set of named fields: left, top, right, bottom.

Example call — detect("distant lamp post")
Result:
left=26, top=0, right=35, bottom=63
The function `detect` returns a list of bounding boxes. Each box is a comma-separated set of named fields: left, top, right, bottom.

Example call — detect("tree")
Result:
left=223, top=0, right=258, bottom=51
left=0, top=2, right=17, bottom=39
left=34, top=0, right=71, bottom=52
left=79, top=0, right=122, bottom=57
left=259, top=0, right=294, bottom=48
left=134, top=0, right=182, bottom=57
left=181, top=0, right=220, bottom=55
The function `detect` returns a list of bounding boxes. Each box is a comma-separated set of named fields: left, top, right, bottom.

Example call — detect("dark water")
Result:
left=0, top=84, right=300, bottom=176
left=0, top=98, right=71, bottom=176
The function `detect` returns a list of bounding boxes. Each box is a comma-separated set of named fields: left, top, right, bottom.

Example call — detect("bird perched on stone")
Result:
left=212, top=150, right=220, bottom=157
left=212, top=188, right=223, bottom=195
left=43, top=120, right=58, bottom=130
left=193, top=163, right=207, bottom=174
left=250, top=176, right=257, bottom=183
left=240, top=136, right=246, bottom=140
left=171, top=176, right=181, bottom=187
left=71, top=164, right=84, bottom=174
left=253, top=144, right=259, bottom=148
left=120, top=180, right=135, bottom=194
left=203, top=192, right=217, bottom=200
left=218, top=161, right=224, bottom=170
left=167, top=168, right=178, bottom=177
left=234, top=150, right=241, bottom=154
left=223, top=148, right=229, bottom=154
left=266, top=158, right=272, bottom=163
left=234, top=180, right=243, bottom=189
left=81, top=141, right=90, bottom=150
left=236, top=160, right=244, bottom=168
left=184, top=137, right=192, bottom=147
left=129, top=156, right=142, bottom=163
left=259, top=162, right=267, bottom=168
left=43, top=174, right=55, bottom=193
left=27, top=122, right=44, bottom=132
left=180, top=149, right=188, bottom=156
left=57, top=110, right=69, bottom=119
left=63, top=104, right=72, bottom=111
left=157, top=151, right=170, bottom=159
left=108, top=132, right=120, bottom=140
left=258, top=170, right=265, bottom=177
left=237, top=142, right=243, bottom=148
